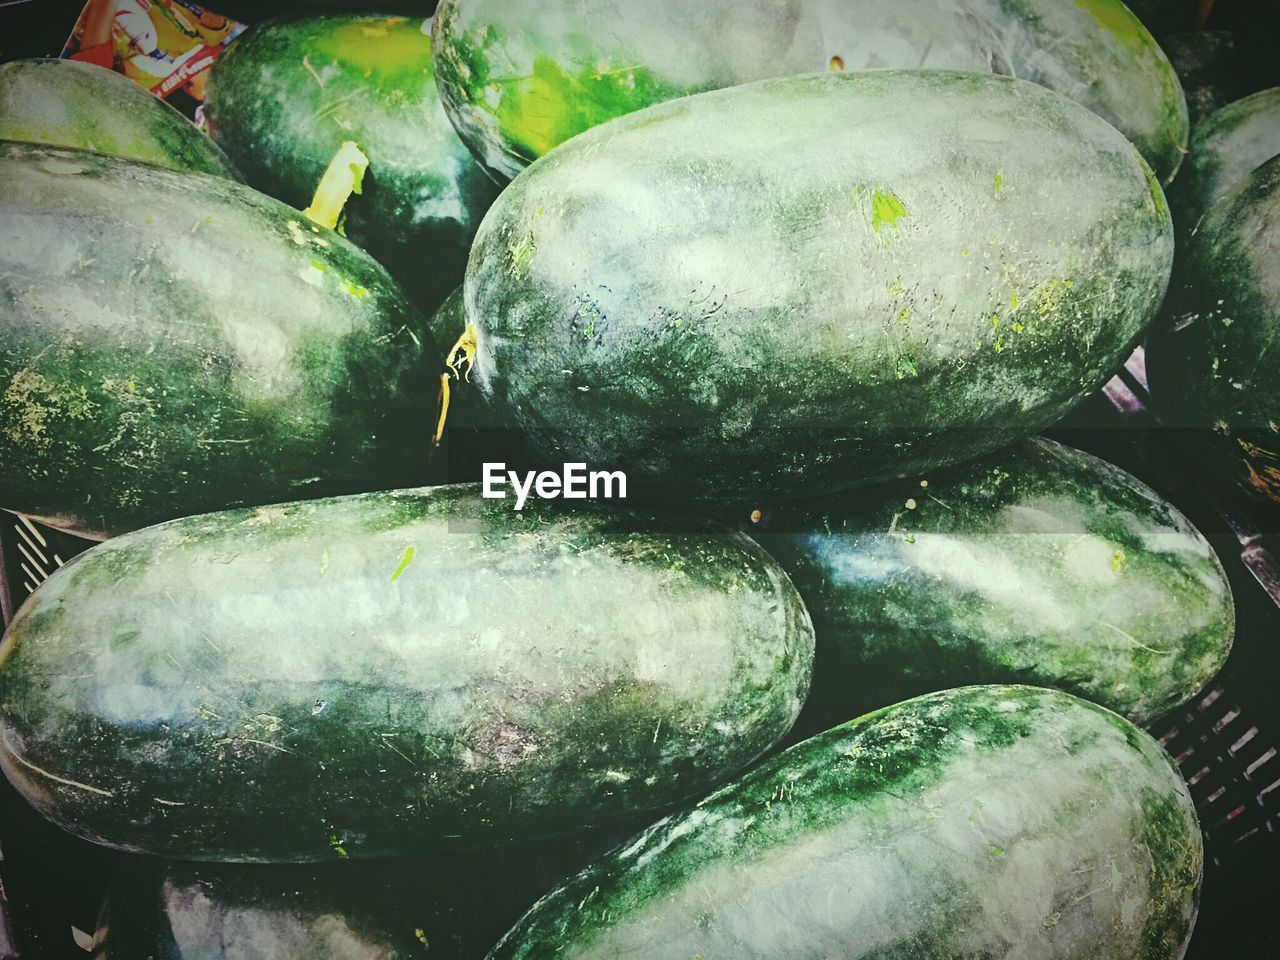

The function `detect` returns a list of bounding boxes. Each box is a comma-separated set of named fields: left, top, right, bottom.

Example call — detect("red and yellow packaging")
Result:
left=60, top=0, right=244, bottom=102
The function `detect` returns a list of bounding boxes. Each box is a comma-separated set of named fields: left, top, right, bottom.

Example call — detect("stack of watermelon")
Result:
left=0, top=1, right=1274, bottom=956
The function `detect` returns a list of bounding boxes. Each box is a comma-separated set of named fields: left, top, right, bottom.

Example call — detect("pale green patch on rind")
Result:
left=388, top=545, right=415, bottom=582
left=870, top=188, right=908, bottom=233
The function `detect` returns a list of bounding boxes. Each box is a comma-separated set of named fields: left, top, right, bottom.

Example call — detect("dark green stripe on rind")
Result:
left=1148, top=154, right=1280, bottom=507
left=488, top=685, right=1202, bottom=960
left=0, top=486, right=814, bottom=861
left=0, top=141, right=434, bottom=538
left=205, top=14, right=501, bottom=313
left=755, top=436, right=1233, bottom=732
left=468, top=70, right=1174, bottom=504
left=433, top=0, right=1187, bottom=182
left=0, top=59, right=239, bottom=179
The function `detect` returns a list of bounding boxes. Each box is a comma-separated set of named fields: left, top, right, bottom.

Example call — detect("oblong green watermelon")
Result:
left=205, top=14, right=501, bottom=312
left=433, top=0, right=1187, bottom=182
left=755, top=436, right=1233, bottom=734
left=0, top=59, right=239, bottom=178
left=1168, top=87, right=1280, bottom=234
left=489, top=685, right=1202, bottom=960
left=468, top=71, right=1174, bottom=504
left=0, top=486, right=814, bottom=861
left=0, top=141, right=434, bottom=538
left=1148, top=154, right=1280, bottom=507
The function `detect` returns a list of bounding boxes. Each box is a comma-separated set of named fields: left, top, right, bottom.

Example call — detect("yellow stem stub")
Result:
left=434, top=323, right=480, bottom=445
left=303, top=141, right=369, bottom=231
left=433, top=373, right=451, bottom=448
left=446, top=322, right=478, bottom=382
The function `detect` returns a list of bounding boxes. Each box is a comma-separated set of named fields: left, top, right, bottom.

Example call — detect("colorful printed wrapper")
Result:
left=61, top=0, right=244, bottom=102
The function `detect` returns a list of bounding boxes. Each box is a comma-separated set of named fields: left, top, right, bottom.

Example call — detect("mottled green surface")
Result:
left=1168, top=87, right=1280, bottom=235
left=0, top=486, right=814, bottom=861
left=488, top=685, right=1202, bottom=960
left=1149, top=155, right=1280, bottom=507
left=0, top=141, right=433, bottom=538
left=756, top=437, right=1233, bottom=735
left=468, top=71, right=1173, bottom=504
left=433, top=0, right=1187, bottom=182
left=205, top=14, right=501, bottom=313
left=0, top=59, right=239, bottom=178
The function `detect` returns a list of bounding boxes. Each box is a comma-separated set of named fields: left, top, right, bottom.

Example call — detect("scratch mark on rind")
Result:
left=237, top=738, right=293, bottom=755
left=1099, top=621, right=1169, bottom=656
left=2, top=734, right=114, bottom=797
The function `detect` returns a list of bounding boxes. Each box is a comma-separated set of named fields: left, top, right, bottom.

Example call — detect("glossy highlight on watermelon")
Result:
left=0, top=141, right=434, bottom=538
left=0, top=486, right=814, bottom=861
left=488, top=685, right=1202, bottom=960
left=467, top=71, right=1174, bottom=505
left=755, top=436, right=1233, bottom=734
left=0, top=58, right=238, bottom=178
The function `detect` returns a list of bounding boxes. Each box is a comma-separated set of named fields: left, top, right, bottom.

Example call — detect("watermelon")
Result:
left=0, top=486, right=814, bottom=861
left=467, top=71, right=1174, bottom=505
left=754, top=436, right=1233, bottom=736
left=1148, top=154, right=1280, bottom=507
left=0, top=59, right=239, bottom=178
left=1168, top=86, right=1280, bottom=234
left=489, top=685, right=1202, bottom=960
left=205, top=14, right=501, bottom=312
left=0, top=141, right=434, bottom=539
left=433, top=0, right=1188, bottom=182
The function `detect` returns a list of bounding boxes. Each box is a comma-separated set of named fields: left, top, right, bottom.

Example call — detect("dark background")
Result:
left=2, top=0, right=1279, bottom=958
